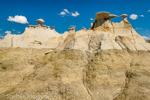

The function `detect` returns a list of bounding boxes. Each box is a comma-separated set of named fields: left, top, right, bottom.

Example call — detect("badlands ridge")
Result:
left=0, top=12, right=150, bottom=100
left=0, top=12, right=150, bottom=52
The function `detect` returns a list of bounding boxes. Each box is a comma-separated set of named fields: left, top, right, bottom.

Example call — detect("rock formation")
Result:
left=0, top=19, right=64, bottom=49
left=0, top=33, right=19, bottom=47
left=56, top=12, right=150, bottom=52
left=146, top=39, right=150, bottom=43
left=68, top=26, right=76, bottom=33
left=60, top=26, right=76, bottom=39
left=0, top=12, right=150, bottom=100
left=36, top=19, right=45, bottom=26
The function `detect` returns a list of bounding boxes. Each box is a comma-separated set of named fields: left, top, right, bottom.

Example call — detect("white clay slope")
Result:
left=16, top=26, right=62, bottom=48
left=0, top=19, right=64, bottom=49
left=0, top=33, right=14, bottom=47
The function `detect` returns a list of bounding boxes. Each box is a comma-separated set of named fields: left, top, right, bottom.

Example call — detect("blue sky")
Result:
left=0, top=0, right=150, bottom=40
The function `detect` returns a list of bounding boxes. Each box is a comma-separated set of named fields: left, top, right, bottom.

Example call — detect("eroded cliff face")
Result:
left=146, top=40, right=150, bottom=43
left=55, top=12, right=150, bottom=52
left=114, top=51, right=150, bottom=100
left=0, top=48, right=150, bottom=100
left=0, top=12, right=150, bottom=100
left=0, top=19, right=64, bottom=49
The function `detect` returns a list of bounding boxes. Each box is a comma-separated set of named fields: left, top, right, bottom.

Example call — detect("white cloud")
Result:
left=148, top=10, right=150, bottom=12
left=130, top=14, right=138, bottom=20
left=0, top=29, right=2, bottom=31
left=12, top=29, right=15, bottom=31
left=0, top=34, right=3, bottom=38
left=142, top=36, right=150, bottom=40
left=7, top=15, right=29, bottom=24
left=5, top=31, right=11, bottom=34
left=59, top=9, right=69, bottom=16
left=90, top=18, right=95, bottom=20
left=140, top=15, right=144, bottom=17
left=60, top=11, right=66, bottom=16
left=71, top=11, right=80, bottom=17
left=64, top=9, right=69, bottom=13
left=17, top=31, right=21, bottom=33
left=146, top=30, right=149, bottom=32
left=135, top=27, right=142, bottom=30
left=59, top=9, right=80, bottom=17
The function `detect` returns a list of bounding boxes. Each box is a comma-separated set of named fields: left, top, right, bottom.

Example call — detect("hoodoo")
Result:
left=0, top=19, right=64, bottom=49
left=36, top=19, right=45, bottom=26
left=56, top=12, right=150, bottom=52
left=68, top=26, right=76, bottom=33
left=0, top=12, right=150, bottom=100
left=0, top=12, right=149, bottom=51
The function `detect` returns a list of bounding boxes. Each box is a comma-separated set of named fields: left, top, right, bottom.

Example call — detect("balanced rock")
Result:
left=36, top=19, right=45, bottom=26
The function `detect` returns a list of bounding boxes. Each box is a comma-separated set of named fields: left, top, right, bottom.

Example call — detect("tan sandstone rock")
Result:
left=0, top=19, right=64, bottom=49
left=0, top=12, right=150, bottom=100
left=56, top=12, right=150, bottom=52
